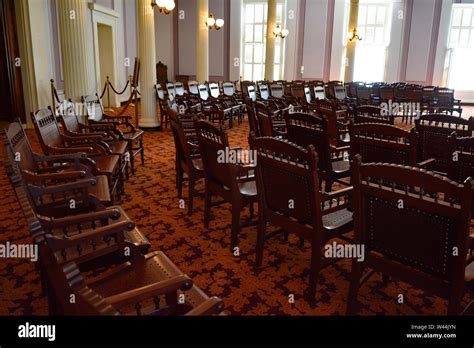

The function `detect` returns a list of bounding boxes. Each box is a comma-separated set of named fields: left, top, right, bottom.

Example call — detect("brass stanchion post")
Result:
left=105, top=76, right=114, bottom=112
left=50, top=79, right=56, bottom=112
left=129, top=75, right=135, bottom=107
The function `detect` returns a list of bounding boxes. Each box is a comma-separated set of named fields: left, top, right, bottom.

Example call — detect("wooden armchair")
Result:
left=82, top=94, right=145, bottom=175
left=5, top=122, right=112, bottom=207
left=415, top=114, right=474, bottom=174
left=222, top=81, right=245, bottom=124
left=209, top=82, right=241, bottom=126
left=348, top=157, right=473, bottom=315
left=317, top=99, right=350, bottom=147
left=348, top=122, right=435, bottom=169
left=354, top=105, right=394, bottom=125
left=31, top=108, right=125, bottom=199
left=56, top=100, right=130, bottom=177
left=156, top=84, right=172, bottom=129
left=249, top=136, right=353, bottom=299
left=285, top=112, right=351, bottom=192
left=245, top=98, right=261, bottom=137
left=43, top=239, right=224, bottom=316
left=169, top=110, right=204, bottom=216
left=195, top=120, right=257, bottom=250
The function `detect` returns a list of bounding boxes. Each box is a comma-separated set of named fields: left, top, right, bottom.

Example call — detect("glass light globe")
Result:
left=165, top=0, right=175, bottom=11
left=156, top=0, right=166, bottom=7
left=207, top=16, right=216, bottom=27
left=273, top=25, right=282, bottom=36
left=216, top=18, right=224, bottom=28
left=281, top=29, right=289, bottom=37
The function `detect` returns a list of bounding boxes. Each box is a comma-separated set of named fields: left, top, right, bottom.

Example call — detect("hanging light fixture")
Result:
left=151, top=0, right=176, bottom=15
left=206, top=14, right=224, bottom=30
left=273, top=24, right=289, bottom=39
left=347, top=27, right=362, bottom=42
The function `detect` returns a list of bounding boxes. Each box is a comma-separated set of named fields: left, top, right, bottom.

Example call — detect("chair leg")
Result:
left=325, top=178, right=334, bottom=193
left=249, top=202, right=255, bottom=218
left=130, top=150, right=136, bottom=176
left=204, top=181, right=211, bottom=228
left=140, top=139, right=145, bottom=166
left=177, top=167, right=184, bottom=199
left=187, top=177, right=195, bottom=216
left=346, top=259, right=364, bottom=315
left=230, top=204, right=241, bottom=251
left=255, top=218, right=267, bottom=269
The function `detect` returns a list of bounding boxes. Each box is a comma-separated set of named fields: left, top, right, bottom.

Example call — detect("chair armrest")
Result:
left=105, top=275, right=193, bottom=309
left=38, top=208, right=122, bottom=228
left=62, top=133, right=102, bottom=143
left=45, top=220, right=134, bottom=251
left=103, top=114, right=132, bottom=122
left=47, top=145, right=95, bottom=155
left=22, top=170, right=87, bottom=182
left=417, top=158, right=436, bottom=170
left=185, top=297, right=225, bottom=316
left=33, top=152, right=87, bottom=163
left=330, top=145, right=350, bottom=159
left=321, top=186, right=353, bottom=215
left=26, top=178, right=97, bottom=198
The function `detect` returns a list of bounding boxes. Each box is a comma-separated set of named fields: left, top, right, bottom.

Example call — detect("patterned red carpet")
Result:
left=0, top=109, right=473, bottom=316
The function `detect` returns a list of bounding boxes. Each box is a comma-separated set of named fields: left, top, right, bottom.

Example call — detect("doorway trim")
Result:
left=89, top=3, right=120, bottom=107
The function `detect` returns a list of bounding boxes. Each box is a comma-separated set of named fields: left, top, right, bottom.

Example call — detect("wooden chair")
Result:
left=349, top=122, right=436, bottom=169
left=169, top=110, right=204, bottom=216
left=31, top=108, right=124, bottom=199
left=5, top=121, right=112, bottom=208
left=245, top=98, right=261, bottom=137
left=56, top=100, right=130, bottom=176
left=195, top=120, right=257, bottom=250
left=284, top=112, right=351, bottom=192
left=415, top=114, right=474, bottom=174
left=354, top=105, right=394, bottom=125
left=348, top=157, right=473, bottom=315
left=222, top=82, right=245, bottom=124
left=198, top=84, right=233, bottom=128
left=249, top=135, right=353, bottom=299
left=156, top=84, right=173, bottom=129
left=209, top=82, right=242, bottom=126
left=42, top=233, right=224, bottom=316
left=255, top=101, right=286, bottom=138
left=317, top=99, right=350, bottom=147
left=82, top=94, right=145, bottom=175
left=156, top=61, right=168, bottom=85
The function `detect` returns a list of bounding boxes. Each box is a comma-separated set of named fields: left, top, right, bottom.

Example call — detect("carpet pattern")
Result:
left=1, top=109, right=473, bottom=316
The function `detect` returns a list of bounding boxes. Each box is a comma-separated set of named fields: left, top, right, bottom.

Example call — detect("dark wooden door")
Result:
left=0, top=0, right=25, bottom=123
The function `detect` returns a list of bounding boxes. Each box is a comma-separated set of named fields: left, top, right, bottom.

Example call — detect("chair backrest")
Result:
left=436, top=88, right=455, bottom=107
left=166, top=82, right=176, bottom=97
left=334, top=85, right=348, bottom=100
left=352, top=156, right=471, bottom=286
left=31, top=108, right=64, bottom=154
left=355, top=105, right=394, bottom=125
left=195, top=120, right=235, bottom=189
left=255, top=102, right=277, bottom=137
left=247, top=85, right=257, bottom=102
left=57, top=100, right=84, bottom=134
left=349, top=122, right=418, bottom=166
left=188, top=81, right=199, bottom=95
left=222, top=82, right=236, bottom=97
left=405, top=85, right=423, bottom=103
left=169, top=110, right=197, bottom=167
left=82, top=94, right=104, bottom=122
left=415, top=114, right=474, bottom=172
left=259, top=84, right=270, bottom=100
left=155, top=84, right=166, bottom=100
left=5, top=122, right=39, bottom=174
left=314, top=85, right=326, bottom=100
left=208, top=82, right=221, bottom=99
left=303, top=86, right=313, bottom=104
left=291, top=84, right=305, bottom=101
left=198, top=84, right=209, bottom=101
left=379, top=86, right=394, bottom=101
left=284, top=112, right=332, bottom=173
left=174, top=81, right=186, bottom=96
left=270, top=83, right=284, bottom=98
left=448, top=134, right=474, bottom=184
left=245, top=98, right=260, bottom=137
left=356, top=86, right=370, bottom=100
left=249, top=136, right=321, bottom=227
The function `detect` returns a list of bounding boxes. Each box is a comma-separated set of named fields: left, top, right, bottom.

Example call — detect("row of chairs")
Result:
left=169, top=108, right=474, bottom=314
left=3, top=98, right=224, bottom=315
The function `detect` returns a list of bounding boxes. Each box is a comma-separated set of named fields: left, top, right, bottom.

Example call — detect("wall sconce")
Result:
left=347, top=28, right=362, bottom=42
left=206, top=14, right=224, bottom=30
left=151, top=0, right=176, bottom=15
left=273, top=24, right=289, bottom=39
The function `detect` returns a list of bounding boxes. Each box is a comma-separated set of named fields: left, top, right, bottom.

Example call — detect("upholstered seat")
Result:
left=238, top=180, right=257, bottom=197
left=332, top=160, right=350, bottom=174
left=322, top=209, right=353, bottom=231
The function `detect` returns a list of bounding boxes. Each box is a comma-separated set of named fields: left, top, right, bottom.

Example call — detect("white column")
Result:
left=196, top=0, right=209, bottom=82
left=264, top=0, right=277, bottom=81
left=57, top=0, right=93, bottom=102
left=137, top=0, right=159, bottom=128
